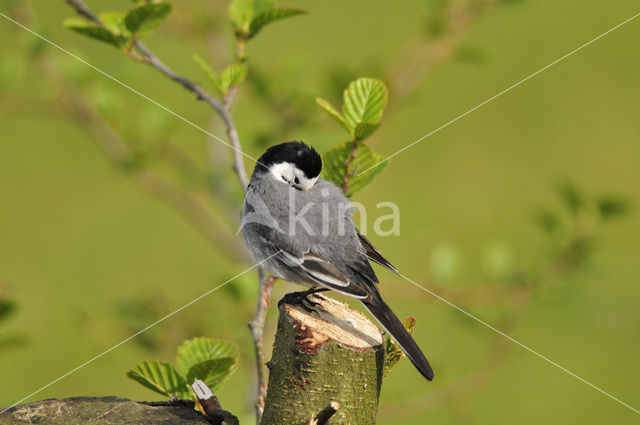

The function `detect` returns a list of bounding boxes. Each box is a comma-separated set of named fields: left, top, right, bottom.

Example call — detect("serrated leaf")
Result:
left=193, top=53, right=221, bottom=95
left=316, top=97, right=352, bottom=135
left=342, top=78, right=388, bottom=129
left=64, top=18, right=122, bottom=47
left=322, top=141, right=388, bottom=196
left=248, top=8, right=307, bottom=38
left=220, top=63, right=248, bottom=93
left=127, top=360, right=187, bottom=398
left=175, top=337, right=239, bottom=376
left=229, top=0, right=274, bottom=34
left=354, top=121, right=381, bottom=140
left=125, top=2, right=172, bottom=38
left=186, top=357, right=237, bottom=391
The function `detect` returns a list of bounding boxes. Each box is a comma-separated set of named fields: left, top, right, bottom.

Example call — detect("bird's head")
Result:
left=255, top=141, right=322, bottom=191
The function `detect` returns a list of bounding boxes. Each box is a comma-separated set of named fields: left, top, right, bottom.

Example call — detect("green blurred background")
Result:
left=1, top=0, right=639, bottom=424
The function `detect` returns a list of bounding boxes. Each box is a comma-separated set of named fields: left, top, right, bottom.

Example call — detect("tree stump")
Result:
left=260, top=293, right=385, bottom=425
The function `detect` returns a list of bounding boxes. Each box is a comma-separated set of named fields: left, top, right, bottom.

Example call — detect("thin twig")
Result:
left=248, top=272, right=277, bottom=421
left=222, top=85, right=249, bottom=189
left=64, top=0, right=97, bottom=22
left=34, top=53, right=248, bottom=261
left=131, top=41, right=249, bottom=189
left=65, top=0, right=249, bottom=191
left=65, top=2, right=272, bottom=422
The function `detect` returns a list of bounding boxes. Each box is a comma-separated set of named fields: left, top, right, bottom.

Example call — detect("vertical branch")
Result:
left=248, top=271, right=277, bottom=421
left=221, top=86, right=249, bottom=189
left=66, top=0, right=249, bottom=192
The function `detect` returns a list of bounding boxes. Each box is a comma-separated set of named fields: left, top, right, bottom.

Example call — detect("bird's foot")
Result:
left=280, top=288, right=328, bottom=313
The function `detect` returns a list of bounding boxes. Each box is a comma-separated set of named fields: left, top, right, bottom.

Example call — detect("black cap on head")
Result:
left=256, top=141, right=322, bottom=178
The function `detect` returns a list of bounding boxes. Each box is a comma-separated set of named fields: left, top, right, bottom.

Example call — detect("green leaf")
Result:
left=99, top=12, right=128, bottom=37
left=315, top=97, right=352, bottom=135
left=342, top=78, right=388, bottom=129
left=229, top=0, right=274, bottom=34
left=193, top=53, right=221, bottom=94
left=126, top=360, right=187, bottom=398
left=220, top=63, right=248, bottom=93
left=322, top=141, right=388, bottom=196
left=175, top=337, right=239, bottom=376
left=64, top=18, right=122, bottom=47
left=248, top=8, right=307, bottom=38
left=124, top=2, right=172, bottom=38
left=185, top=357, right=237, bottom=391
left=354, top=121, right=381, bottom=140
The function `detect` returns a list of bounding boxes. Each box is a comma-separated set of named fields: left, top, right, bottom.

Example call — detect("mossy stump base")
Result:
left=0, top=397, right=227, bottom=425
left=260, top=293, right=385, bottom=425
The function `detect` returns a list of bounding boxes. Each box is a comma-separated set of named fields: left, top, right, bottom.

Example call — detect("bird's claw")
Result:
left=280, top=289, right=327, bottom=313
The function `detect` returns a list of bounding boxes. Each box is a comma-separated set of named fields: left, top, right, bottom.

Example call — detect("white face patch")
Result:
left=269, top=162, right=318, bottom=191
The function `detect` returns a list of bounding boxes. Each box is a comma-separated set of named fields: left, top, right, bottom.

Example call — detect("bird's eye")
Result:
left=294, top=177, right=300, bottom=184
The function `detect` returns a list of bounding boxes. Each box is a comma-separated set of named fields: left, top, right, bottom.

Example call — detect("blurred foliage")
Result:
left=0, top=289, right=26, bottom=353
left=427, top=180, right=630, bottom=330
left=127, top=337, right=239, bottom=401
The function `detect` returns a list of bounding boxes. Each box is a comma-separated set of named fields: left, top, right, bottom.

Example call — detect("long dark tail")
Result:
left=362, top=295, right=434, bottom=381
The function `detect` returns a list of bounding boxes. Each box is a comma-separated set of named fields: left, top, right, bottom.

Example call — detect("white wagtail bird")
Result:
left=241, top=141, right=434, bottom=381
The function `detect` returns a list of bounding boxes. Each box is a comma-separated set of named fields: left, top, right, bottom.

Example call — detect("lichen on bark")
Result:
left=0, top=396, right=218, bottom=425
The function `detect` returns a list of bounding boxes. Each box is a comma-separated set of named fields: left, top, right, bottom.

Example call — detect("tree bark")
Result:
left=260, top=293, right=385, bottom=425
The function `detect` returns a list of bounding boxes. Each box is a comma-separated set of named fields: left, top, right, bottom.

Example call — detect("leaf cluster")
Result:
left=534, top=180, right=630, bottom=270
left=316, top=78, right=390, bottom=196
left=127, top=337, right=239, bottom=401
left=192, top=0, right=306, bottom=98
left=64, top=2, right=172, bottom=48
